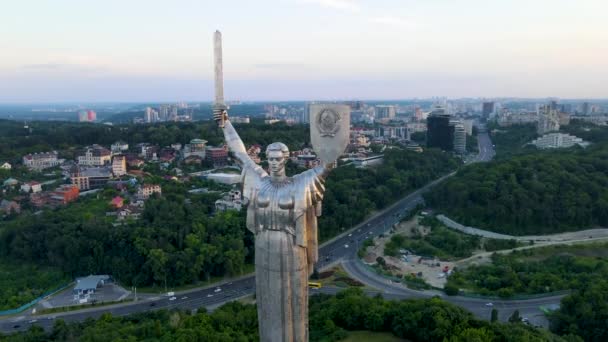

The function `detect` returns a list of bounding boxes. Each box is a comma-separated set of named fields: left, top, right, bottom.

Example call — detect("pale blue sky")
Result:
left=1, top=0, right=606, bottom=102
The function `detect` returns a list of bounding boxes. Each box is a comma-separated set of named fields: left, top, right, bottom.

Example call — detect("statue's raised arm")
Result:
left=213, top=110, right=258, bottom=170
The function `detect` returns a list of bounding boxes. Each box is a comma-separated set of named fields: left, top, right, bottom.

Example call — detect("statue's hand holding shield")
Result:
left=310, top=104, right=351, bottom=164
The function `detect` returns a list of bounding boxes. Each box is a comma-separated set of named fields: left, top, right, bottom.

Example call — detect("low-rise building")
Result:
left=20, top=181, right=42, bottom=194
left=215, top=189, right=243, bottom=211
left=3, top=177, right=19, bottom=188
left=49, top=184, right=79, bottom=205
left=125, top=155, right=145, bottom=168
left=206, top=146, right=228, bottom=167
left=184, top=155, right=203, bottom=165
left=137, top=184, right=162, bottom=200
left=231, top=116, right=250, bottom=124
left=73, top=275, right=111, bottom=296
left=23, top=151, right=61, bottom=171
left=111, top=141, right=129, bottom=154
left=183, top=139, right=207, bottom=159
left=112, top=155, right=127, bottom=177
left=531, top=133, right=590, bottom=149
left=0, top=199, right=21, bottom=215
left=110, top=196, right=124, bottom=209
left=70, top=165, right=112, bottom=190
left=78, top=145, right=112, bottom=166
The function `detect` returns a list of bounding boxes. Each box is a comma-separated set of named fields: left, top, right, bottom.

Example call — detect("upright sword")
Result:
left=213, top=30, right=227, bottom=128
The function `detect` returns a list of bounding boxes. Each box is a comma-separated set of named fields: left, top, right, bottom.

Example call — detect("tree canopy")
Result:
left=425, top=144, right=608, bottom=235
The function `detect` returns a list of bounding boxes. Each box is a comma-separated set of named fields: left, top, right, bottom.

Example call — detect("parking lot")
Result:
left=39, top=283, right=131, bottom=309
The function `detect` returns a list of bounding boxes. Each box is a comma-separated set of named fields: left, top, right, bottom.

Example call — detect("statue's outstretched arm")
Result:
left=214, top=111, right=254, bottom=167
left=312, top=161, right=335, bottom=180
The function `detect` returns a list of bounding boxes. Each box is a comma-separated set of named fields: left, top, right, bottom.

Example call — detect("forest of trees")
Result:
left=0, top=289, right=572, bottom=342
left=425, top=143, right=608, bottom=235
left=0, top=119, right=310, bottom=162
left=319, top=148, right=459, bottom=240
left=0, top=119, right=459, bottom=307
left=487, top=123, right=538, bottom=157
left=0, top=262, right=67, bottom=311
left=446, top=242, right=608, bottom=298
left=0, top=147, right=457, bottom=294
left=551, top=280, right=608, bottom=341
left=0, top=178, right=253, bottom=292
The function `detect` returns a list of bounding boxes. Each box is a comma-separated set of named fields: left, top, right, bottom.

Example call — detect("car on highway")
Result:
left=181, top=296, right=188, bottom=300
left=348, top=233, right=352, bottom=237
left=169, top=296, right=177, bottom=301
left=27, top=320, right=37, bottom=324
left=149, top=302, right=156, bottom=307
left=344, top=244, right=349, bottom=248
left=485, top=302, right=493, bottom=307
left=12, top=324, right=20, bottom=329
left=206, top=294, right=214, bottom=298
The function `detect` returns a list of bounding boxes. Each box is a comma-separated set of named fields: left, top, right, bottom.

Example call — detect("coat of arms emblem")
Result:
left=309, top=104, right=350, bottom=163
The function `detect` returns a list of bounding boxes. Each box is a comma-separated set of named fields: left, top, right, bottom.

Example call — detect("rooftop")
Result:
left=74, top=275, right=110, bottom=291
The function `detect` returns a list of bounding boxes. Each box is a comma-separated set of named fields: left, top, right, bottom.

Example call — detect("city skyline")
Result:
left=1, top=0, right=607, bottom=102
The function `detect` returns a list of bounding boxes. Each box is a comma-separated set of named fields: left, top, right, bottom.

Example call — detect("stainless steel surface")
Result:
left=309, top=104, right=350, bottom=164
left=220, top=116, right=335, bottom=341
left=213, top=30, right=226, bottom=128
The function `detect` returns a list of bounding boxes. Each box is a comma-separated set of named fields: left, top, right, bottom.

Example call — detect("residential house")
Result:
left=112, top=155, right=127, bottom=177
left=0, top=162, right=11, bottom=170
left=110, top=196, right=124, bottom=209
left=137, top=184, right=161, bottom=200
left=3, top=178, right=19, bottom=188
left=205, top=146, right=228, bottom=167
left=48, top=185, right=79, bottom=205
left=70, top=165, right=112, bottom=190
left=215, top=190, right=243, bottom=211
left=23, top=151, right=61, bottom=170
left=110, top=141, right=129, bottom=154
left=78, top=145, right=112, bottom=166
left=159, top=149, right=177, bottom=163
left=184, top=155, right=203, bottom=165
left=20, top=181, right=42, bottom=194
left=0, top=199, right=21, bottom=214
left=182, top=138, right=207, bottom=159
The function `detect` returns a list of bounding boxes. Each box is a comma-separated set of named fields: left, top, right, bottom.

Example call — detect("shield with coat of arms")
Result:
left=310, top=104, right=350, bottom=164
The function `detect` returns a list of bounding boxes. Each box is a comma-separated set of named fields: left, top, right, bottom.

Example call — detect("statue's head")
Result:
left=266, top=142, right=289, bottom=177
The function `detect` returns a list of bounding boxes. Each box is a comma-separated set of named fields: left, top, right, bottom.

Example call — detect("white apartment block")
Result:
left=23, top=151, right=60, bottom=170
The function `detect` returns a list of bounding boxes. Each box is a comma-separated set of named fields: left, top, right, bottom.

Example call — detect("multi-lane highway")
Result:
left=1, top=129, right=556, bottom=334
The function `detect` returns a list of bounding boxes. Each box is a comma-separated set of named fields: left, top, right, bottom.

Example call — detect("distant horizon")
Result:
left=1, top=96, right=608, bottom=106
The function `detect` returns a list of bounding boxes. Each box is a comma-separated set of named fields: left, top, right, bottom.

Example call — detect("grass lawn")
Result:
left=340, top=331, right=408, bottom=342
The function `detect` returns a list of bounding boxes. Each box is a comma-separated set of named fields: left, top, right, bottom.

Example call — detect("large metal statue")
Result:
left=212, top=31, right=349, bottom=342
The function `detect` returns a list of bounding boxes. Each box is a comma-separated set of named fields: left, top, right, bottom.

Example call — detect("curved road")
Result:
left=1, top=130, right=555, bottom=334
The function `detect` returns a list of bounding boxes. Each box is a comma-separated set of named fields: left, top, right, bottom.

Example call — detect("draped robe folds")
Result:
left=241, top=164, right=326, bottom=342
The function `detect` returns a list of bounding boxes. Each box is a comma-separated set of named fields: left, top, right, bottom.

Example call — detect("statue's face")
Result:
left=267, top=150, right=286, bottom=176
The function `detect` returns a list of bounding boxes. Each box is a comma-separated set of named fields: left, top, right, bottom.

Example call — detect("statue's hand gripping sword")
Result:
left=213, top=30, right=227, bottom=128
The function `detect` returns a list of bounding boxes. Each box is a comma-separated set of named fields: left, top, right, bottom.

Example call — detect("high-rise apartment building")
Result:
left=427, top=111, right=454, bottom=151
left=453, top=122, right=466, bottom=154
left=482, top=102, right=495, bottom=119
left=375, top=105, right=396, bottom=121
left=537, top=105, right=560, bottom=135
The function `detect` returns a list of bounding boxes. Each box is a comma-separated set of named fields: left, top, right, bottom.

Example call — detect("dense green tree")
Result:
left=551, top=281, right=608, bottom=342
left=426, top=143, right=608, bottom=235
